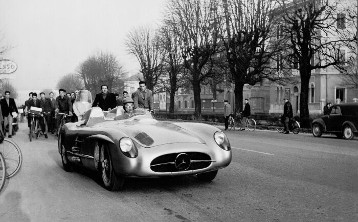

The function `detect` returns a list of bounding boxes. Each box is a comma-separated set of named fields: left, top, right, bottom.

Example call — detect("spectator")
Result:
left=0, top=91, right=18, bottom=138
left=92, top=85, right=117, bottom=111
left=39, top=92, right=52, bottom=138
left=323, top=102, right=331, bottom=115
left=223, top=100, right=231, bottom=131
left=132, top=81, right=153, bottom=111
left=48, top=92, right=57, bottom=133
left=283, top=98, right=293, bottom=134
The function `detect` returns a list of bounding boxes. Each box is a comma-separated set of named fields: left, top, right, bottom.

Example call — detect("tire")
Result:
left=30, top=121, right=35, bottom=142
left=60, top=134, right=72, bottom=172
left=292, top=121, right=300, bottom=134
left=196, top=170, right=218, bottom=182
left=0, top=139, right=22, bottom=178
left=0, top=153, right=6, bottom=192
left=343, top=125, right=354, bottom=140
left=246, top=119, right=256, bottom=131
left=100, top=143, right=124, bottom=191
left=312, top=123, right=322, bottom=137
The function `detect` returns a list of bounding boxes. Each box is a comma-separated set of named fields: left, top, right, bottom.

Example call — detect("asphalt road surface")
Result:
left=1, top=122, right=357, bottom=222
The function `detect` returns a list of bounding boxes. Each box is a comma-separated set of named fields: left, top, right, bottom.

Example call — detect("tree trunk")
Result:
left=299, top=69, right=311, bottom=128
left=234, top=81, right=244, bottom=114
left=169, top=90, right=175, bottom=114
left=192, top=80, right=202, bottom=119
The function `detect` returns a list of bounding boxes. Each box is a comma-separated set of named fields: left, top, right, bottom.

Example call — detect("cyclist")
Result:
left=223, top=100, right=232, bottom=131
left=55, top=89, right=73, bottom=131
left=48, top=92, right=57, bottom=133
left=282, top=98, right=293, bottom=134
left=39, top=92, right=53, bottom=138
left=240, top=99, right=251, bottom=131
left=28, top=93, right=46, bottom=136
left=24, top=92, right=33, bottom=131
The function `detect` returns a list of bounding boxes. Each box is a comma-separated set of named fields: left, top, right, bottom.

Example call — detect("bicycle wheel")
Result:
left=292, top=121, right=300, bottom=134
left=0, top=153, right=6, bottom=192
left=0, top=139, right=22, bottom=178
left=246, top=118, right=256, bottom=131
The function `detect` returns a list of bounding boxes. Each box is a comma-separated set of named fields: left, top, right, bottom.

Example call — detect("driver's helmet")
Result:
left=78, top=90, right=92, bottom=103
left=123, top=97, right=134, bottom=112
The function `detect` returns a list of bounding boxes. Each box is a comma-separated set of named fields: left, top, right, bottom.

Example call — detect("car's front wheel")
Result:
left=100, top=143, right=125, bottom=191
left=196, top=170, right=218, bottom=182
left=60, top=134, right=72, bottom=172
left=343, top=125, right=354, bottom=140
left=312, top=123, right=322, bottom=137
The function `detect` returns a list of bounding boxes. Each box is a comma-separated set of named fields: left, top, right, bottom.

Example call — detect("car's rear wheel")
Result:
left=312, top=123, right=322, bottom=137
left=196, top=170, right=218, bottom=182
left=343, top=125, right=354, bottom=140
left=60, top=134, right=72, bottom=172
left=100, top=143, right=124, bottom=191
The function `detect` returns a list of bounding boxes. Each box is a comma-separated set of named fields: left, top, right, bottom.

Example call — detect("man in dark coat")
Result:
left=48, top=92, right=57, bottom=133
left=0, top=91, right=18, bottom=138
left=39, top=92, right=53, bottom=138
left=55, top=89, right=73, bottom=131
left=283, top=98, right=293, bottom=134
left=92, top=85, right=117, bottom=111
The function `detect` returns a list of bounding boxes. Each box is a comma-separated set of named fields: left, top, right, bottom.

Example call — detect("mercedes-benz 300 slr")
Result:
left=58, top=107, right=232, bottom=191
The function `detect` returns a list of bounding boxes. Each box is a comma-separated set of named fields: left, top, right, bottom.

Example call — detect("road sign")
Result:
left=0, top=60, right=17, bottom=74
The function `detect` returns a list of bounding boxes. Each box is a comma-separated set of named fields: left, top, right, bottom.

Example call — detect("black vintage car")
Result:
left=312, top=103, right=358, bottom=140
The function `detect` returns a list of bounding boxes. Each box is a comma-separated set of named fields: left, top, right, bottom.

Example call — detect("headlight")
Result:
left=214, top=131, right=231, bottom=151
left=119, top=137, right=138, bottom=158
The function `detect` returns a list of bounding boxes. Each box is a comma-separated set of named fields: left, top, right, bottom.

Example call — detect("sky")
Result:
left=0, top=0, right=166, bottom=91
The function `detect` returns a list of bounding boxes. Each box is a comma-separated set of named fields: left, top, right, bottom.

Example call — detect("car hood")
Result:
left=101, top=119, right=206, bottom=147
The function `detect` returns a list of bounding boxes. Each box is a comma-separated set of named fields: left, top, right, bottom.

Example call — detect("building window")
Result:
left=336, top=49, right=345, bottom=63
left=277, top=54, right=283, bottom=71
left=184, top=101, right=188, bottom=108
left=337, top=13, right=346, bottom=29
left=336, top=88, right=345, bottom=103
left=310, top=84, right=315, bottom=103
left=178, top=101, right=181, bottom=108
left=191, top=100, right=194, bottom=108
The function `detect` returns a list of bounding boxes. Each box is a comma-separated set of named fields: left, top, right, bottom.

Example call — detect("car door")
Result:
left=326, top=105, right=343, bottom=132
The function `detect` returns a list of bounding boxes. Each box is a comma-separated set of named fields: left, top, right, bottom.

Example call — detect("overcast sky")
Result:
left=0, top=0, right=166, bottom=91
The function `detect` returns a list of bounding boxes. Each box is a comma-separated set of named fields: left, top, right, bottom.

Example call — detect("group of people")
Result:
left=0, top=80, right=154, bottom=140
left=224, top=98, right=294, bottom=134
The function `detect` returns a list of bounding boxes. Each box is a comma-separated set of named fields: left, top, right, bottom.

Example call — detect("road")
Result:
left=0, top=122, right=357, bottom=222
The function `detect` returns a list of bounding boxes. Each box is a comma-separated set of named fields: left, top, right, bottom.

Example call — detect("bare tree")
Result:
left=166, top=0, right=222, bottom=118
left=220, top=0, right=281, bottom=113
left=126, top=27, right=165, bottom=91
left=0, top=80, right=18, bottom=99
left=157, top=23, right=188, bottom=113
left=78, top=52, right=125, bottom=94
left=56, top=74, right=84, bottom=93
left=277, top=0, right=352, bottom=124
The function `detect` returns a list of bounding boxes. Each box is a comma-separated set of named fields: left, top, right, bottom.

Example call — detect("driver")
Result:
left=114, top=97, right=145, bottom=120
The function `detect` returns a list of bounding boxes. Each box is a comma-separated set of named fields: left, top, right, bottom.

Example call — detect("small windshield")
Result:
left=78, top=90, right=92, bottom=103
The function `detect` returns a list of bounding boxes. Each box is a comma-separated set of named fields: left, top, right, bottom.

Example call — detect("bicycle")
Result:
left=56, top=113, right=72, bottom=137
left=0, top=153, right=5, bottom=192
left=228, top=115, right=236, bottom=130
left=236, top=113, right=256, bottom=131
left=0, top=138, right=23, bottom=179
left=28, top=111, right=42, bottom=142
left=276, top=118, right=300, bottom=134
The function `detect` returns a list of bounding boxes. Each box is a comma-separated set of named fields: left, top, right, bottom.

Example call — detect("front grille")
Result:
left=150, top=152, right=213, bottom=172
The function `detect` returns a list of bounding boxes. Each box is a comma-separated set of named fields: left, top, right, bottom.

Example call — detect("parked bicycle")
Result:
left=0, top=138, right=23, bottom=192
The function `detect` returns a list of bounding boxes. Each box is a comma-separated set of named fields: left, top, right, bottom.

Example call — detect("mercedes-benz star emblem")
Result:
left=175, top=153, right=191, bottom=171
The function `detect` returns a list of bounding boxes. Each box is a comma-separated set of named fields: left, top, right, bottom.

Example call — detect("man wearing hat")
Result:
left=115, top=97, right=146, bottom=120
